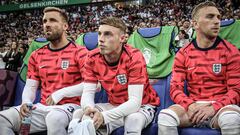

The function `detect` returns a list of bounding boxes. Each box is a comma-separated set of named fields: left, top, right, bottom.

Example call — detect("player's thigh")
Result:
left=13, top=104, right=48, bottom=132
left=29, top=105, right=50, bottom=132
left=0, top=107, right=21, bottom=131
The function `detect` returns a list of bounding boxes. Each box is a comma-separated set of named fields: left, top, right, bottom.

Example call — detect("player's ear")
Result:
left=63, top=22, right=68, bottom=31
left=192, top=19, right=198, bottom=29
left=120, top=33, right=126, bottom=43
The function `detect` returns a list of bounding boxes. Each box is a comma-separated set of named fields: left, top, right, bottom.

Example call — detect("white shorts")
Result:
left=94, top=103, right=156, bottom=134
left=0, top=103, right=80, bottom=133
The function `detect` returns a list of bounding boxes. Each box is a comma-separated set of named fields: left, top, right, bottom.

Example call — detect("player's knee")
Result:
left=45, top=110, right=68, bottom=128
left=0, top=108, right=21, bottom=131
left=125, top=113, right=146, bottom=132
left=72, top=109, right=84, bottom=119
left=0, top=113, right=10, bottom=126
left=0, top=108, right=20, bottom=125
left=0, top=114, right=15, bottom=135
left=125, top=113, right=145, bottom=124
left=158, top=109, right=180, bottom=127
left=218, top=111, right=240, bottom=129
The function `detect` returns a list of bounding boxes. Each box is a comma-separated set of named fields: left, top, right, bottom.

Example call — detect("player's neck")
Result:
left=196, top=34, right=217, bottom=48
left=49, top=37, right=69, bottom=50
left=104, top=48, right=122, bottom=65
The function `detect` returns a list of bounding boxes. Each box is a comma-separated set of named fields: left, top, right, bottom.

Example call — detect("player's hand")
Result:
left=19, top=103, right=36, bottom=118
left=84, top=107, right=104, bottom=129
left=92, top=111, right=104, bottom=129
left=46, top=95, right=56, bottom=105
left=84, top=107, right=97, bottom=118
left=187, top=102, right=211, bottom=118
left=189, top=103, right=215, bottom=124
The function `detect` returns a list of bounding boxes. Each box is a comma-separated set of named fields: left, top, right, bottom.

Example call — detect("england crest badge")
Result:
left=116, top=74, right=127, bottom=85
left=61, top=60, right=69, bottom=70
left=212, top=64, right=221, bottom=74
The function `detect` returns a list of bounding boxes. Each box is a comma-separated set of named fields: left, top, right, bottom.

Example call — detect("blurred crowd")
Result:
left=0, top=0, right=240, bottom=71
left=0, top=0, right=39, bottom=5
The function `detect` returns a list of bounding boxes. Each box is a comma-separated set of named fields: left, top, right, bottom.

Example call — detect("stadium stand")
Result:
left=0, top=0, right=239, bottom=49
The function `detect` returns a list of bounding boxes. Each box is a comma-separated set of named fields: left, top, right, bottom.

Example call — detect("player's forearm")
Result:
left=81, top=83, right=97, bottom=109
left=22, top=79, right=39, bottom=104
left=102, top=85, right=143, bottom=124
left=51, top=82, right=84, bottom=104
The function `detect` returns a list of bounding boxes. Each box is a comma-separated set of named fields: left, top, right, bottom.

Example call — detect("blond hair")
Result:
left=43, top=7, right=68, bottom=23
left=192, top=1, right=217, bottom=20
left=100, top=17, right=127, bottom=33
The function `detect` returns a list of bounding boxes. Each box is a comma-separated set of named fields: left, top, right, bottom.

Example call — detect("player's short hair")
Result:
left=192, top=1, right=217, bottom=20
left=43, top=7, right=68, bottom=23
left=100, top=17, right=127, bottom=34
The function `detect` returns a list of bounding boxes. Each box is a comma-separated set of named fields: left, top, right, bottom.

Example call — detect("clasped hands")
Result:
left=84, top=107, right=104, bottom=129
left=187, top=102, right=216, bottom=125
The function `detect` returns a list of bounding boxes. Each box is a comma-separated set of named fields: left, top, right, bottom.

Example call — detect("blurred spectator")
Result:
left=3, top=41, right=21, bottom=72
left=0, top=0, right=239, bottom=46
left=0, top=46, right=7, bottom=69
left=1, top=0, right=39, bottom=5
left=175, top=30, right=190, bottom=48
left=4, top=45, right=10, bottom=53
left=18, top=45, right=27, bottom=69
left=181, top=19, right=193, bottom=40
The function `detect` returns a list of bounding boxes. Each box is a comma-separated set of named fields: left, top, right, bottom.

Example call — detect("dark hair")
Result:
left=180, top=30, right=189, bottom=39
left=100, top=17, right=127, bottom=33
left=20, top=45, right=27, bottom=50
left=43, top=7, right=68, bottom=23
left=192, top=1, right=217, bottom=20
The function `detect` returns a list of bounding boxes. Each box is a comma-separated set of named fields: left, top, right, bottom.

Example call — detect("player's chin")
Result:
left=209, top=32, right=219, bottom=38
left=99, top=49, right=107, bottom=55
left=45, top=36, right=51, bottom=40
